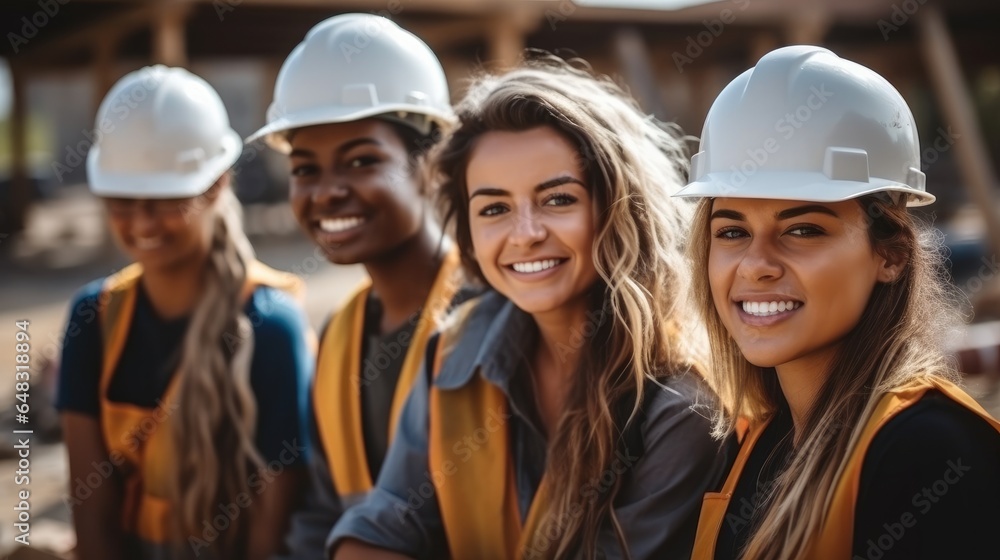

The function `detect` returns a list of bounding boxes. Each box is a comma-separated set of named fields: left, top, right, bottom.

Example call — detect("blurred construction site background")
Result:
left=1, top=0, right=998, bottom=557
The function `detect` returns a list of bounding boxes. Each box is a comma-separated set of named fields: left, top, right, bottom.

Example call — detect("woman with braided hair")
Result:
left=57, top=66, right=314, bottom=559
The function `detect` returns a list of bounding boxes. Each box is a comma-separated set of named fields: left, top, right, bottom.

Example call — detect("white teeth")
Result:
left=319, top=217, right=364, bottom=233
left=135, top=237, right=163, bottom=250
left=511, top=259, right=562, bottom=274
left=742, top=300, right=800, bottom=317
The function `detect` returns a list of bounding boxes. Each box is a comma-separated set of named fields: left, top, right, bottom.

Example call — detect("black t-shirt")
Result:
left=355, top=286, right=481, bottom=480
left=714, top=391, right=1000, bottom=559
left=359, top=295, right=416, bottom=479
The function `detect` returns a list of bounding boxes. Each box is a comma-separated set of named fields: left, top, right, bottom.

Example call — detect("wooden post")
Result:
left=614, top=27, right=669, bottom=120
left=917, top=6, right=1000, bottom=251
left=488, top=15, right=524, bottom=71
left=93, top=34, right=119, bottom=114
left=152, top=1, right=190, bottom=67
left=3, top=62, right=30, bottom=240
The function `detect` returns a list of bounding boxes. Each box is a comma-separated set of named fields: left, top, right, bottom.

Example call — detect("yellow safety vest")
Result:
left=426, top=298, right=553, bottom=560
left=691, top=377, right=1000, bottom=560
left=99, top=260, right=304, bottom=545
left=313, top=247, right=462, bottom=501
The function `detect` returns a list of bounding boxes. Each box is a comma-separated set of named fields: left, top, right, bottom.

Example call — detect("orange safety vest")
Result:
left=426, top=298, right=552, bottom=560
left=98, top=260, right=304, bottom=546
left=313, top=247, right=462, bottom=502
left=691, top=377, right=1000, bottom=560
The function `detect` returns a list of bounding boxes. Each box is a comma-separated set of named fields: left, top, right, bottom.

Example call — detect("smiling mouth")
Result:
left=134, top=237, right=164, bottom=251
left=740, top=300, right=802, bottom=317
left=509, top=258, right=566, bottom=274
left=317, top=216, right=365, bottom=233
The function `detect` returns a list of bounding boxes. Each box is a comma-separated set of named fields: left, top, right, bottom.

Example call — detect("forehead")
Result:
left=288, top=118, right=403, bottom=151
left=466, top=127, right=582, bottom=189
left=710, top=197, right=862, bottom=218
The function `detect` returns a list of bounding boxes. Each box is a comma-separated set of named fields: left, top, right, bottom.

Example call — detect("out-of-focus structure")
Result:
left=2, top=0, right=999, bottom=240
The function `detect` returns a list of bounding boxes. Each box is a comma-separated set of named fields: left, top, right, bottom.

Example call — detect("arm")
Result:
left=62, top=412, right=127, bottom=560
left=245, top=287, right=317, bottom=559
left=57, top=285, right=126, bottom=559
left=334, top=539, right=414, bottom=560
left=852, top=394, right=1000, bottom=560
left=328, top=341, right=447, bottom=560
left=248, top=466, right=307, bottom=560
left=270, top=421, right=345, bottom=560
left=601, top=376, right=737, bottom=560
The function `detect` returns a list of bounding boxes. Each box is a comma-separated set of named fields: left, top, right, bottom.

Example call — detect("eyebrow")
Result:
left=710, top=204, right=840, bottom=221
left=469, top=175, right=585, bottom=199
left=288, top=137, right=380, bottom=159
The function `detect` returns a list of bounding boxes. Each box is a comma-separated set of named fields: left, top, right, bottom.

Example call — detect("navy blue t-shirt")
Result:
left=56, top=276, right=313, bottom=465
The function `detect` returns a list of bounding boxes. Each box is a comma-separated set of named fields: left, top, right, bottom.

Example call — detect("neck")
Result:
left=364, top=223, right=447, bottom=334
left=529, top=299, right=593, bottom=436
left=140, top=257, right=208, bottom=320
left=774, top=348, right=837, bottom=443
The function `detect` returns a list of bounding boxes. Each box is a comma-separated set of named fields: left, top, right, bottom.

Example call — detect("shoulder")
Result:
left=244, top=285, right=310, bottom=344
left=864, top=390, right=1000, bottom=470
left=642, top=369, right=719, bottom=428
left=69, top=277, right=105, bottom=315
left=639, top=369, right=720, bottom=451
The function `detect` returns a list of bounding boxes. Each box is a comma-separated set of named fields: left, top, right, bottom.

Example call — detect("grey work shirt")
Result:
left=329, top=291, right=735, bottom=559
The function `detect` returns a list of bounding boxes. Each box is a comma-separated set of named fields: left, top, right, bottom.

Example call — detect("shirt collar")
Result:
left=434, top=290, right=536, bottom=391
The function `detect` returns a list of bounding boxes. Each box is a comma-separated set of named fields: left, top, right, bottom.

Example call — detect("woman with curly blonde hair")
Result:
left=329, top=54, right=733, bottom=560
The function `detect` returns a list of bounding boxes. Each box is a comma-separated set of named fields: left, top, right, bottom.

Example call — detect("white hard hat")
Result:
left=675, top=45, right=934, bottom=206
left=246, top=14, right=452, bottom=153
left=87, top=66, right=242, bottom=199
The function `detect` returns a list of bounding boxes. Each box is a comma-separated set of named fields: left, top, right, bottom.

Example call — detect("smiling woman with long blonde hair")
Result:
left=677, top=45, right=1000, bottom=560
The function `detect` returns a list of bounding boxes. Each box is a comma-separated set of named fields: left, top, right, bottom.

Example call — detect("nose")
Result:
left=130, top=204, right=161, bottom=237
left=311, top=175, right=350, bottom=206
left=736, top=236, right=783, bottom=282
left=508, top=204, right=547, bottom=248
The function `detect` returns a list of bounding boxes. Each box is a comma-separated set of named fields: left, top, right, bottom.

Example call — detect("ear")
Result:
left=876, top=250, right=908, bottom=283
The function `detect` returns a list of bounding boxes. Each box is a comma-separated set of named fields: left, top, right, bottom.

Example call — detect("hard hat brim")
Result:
left=673, top=171, right=935, bottom=207
left=244, top=103, right=453, bottom=154
left=87, top=128, right=243, bottom=199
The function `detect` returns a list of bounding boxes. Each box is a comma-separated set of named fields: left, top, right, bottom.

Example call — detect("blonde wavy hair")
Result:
left=687, top=195, right=962, bottom=559
left=434, top=54, right=704, bottom=559
left=169, top=178, right=264, bottom=557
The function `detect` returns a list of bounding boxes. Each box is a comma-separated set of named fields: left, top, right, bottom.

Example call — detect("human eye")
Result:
left=347, top=155, right=381, bottom=168
left=785, top=225, right=825, bottom=237
left=479, top=203, right=508, bottom=217
left=290, top=163, right=319, bottom=177
left=543, top=193, right=577, bottom=207
left=714, top=226, right=748, bottom=240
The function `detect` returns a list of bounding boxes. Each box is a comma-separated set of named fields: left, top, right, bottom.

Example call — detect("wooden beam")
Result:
left=16, top=3, right=161, bottom=64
